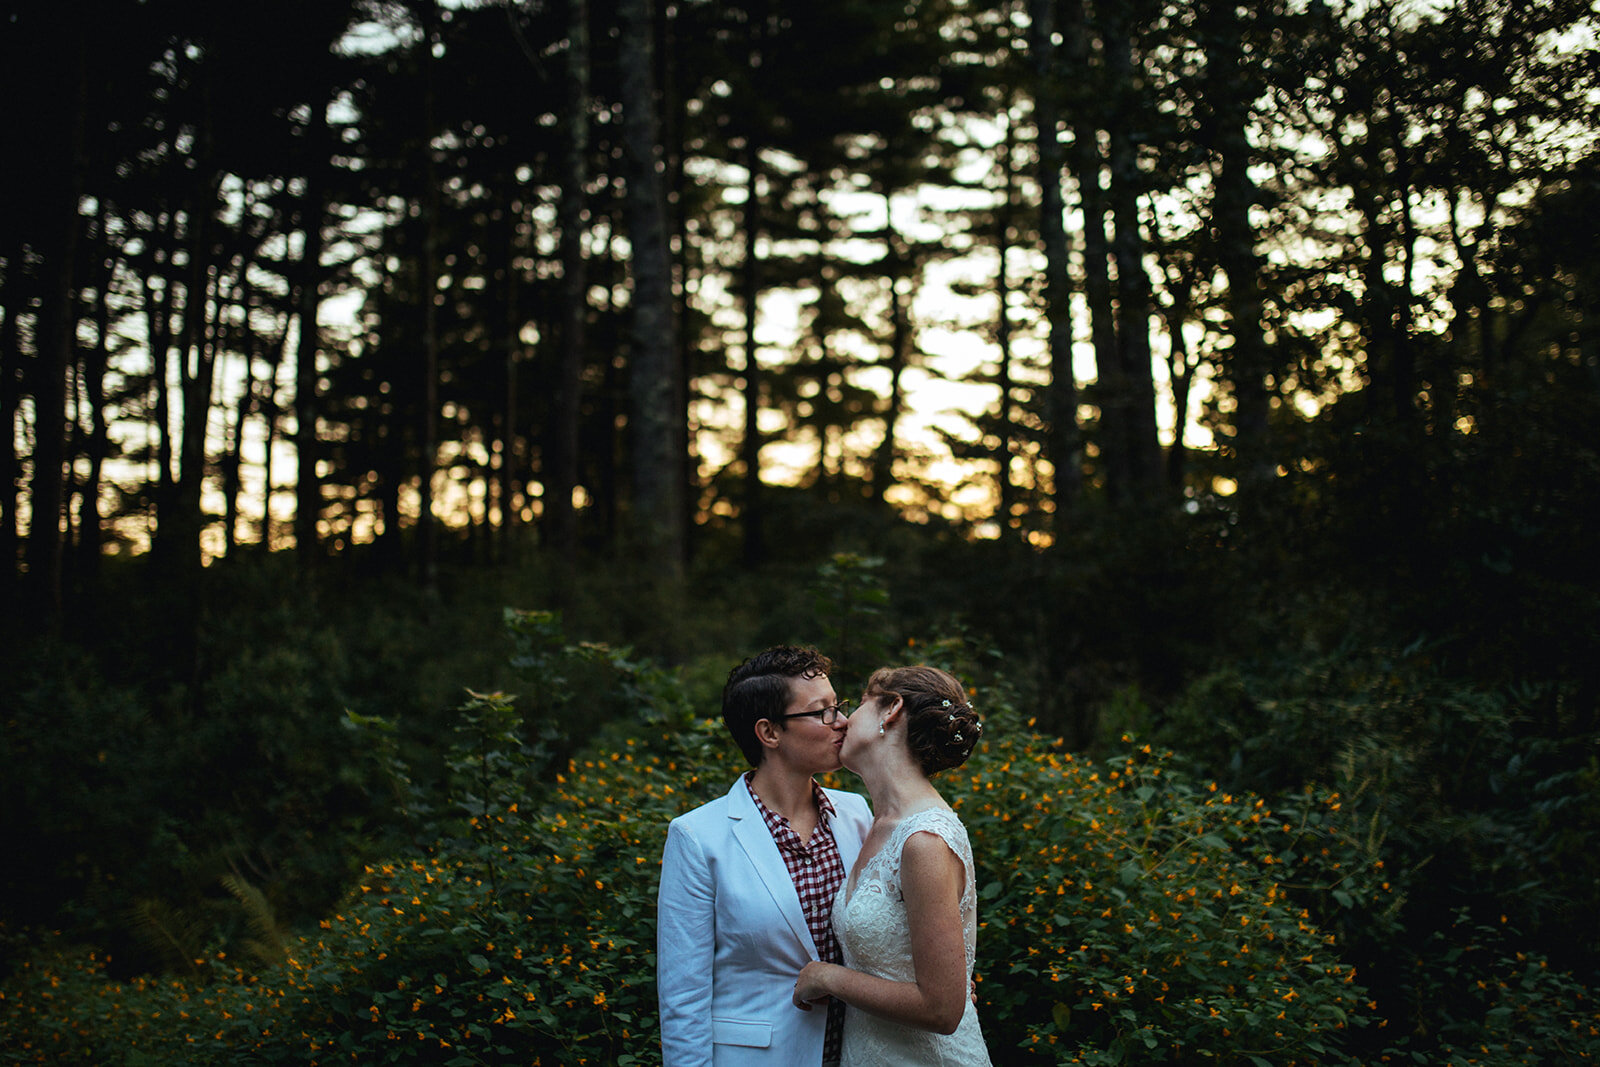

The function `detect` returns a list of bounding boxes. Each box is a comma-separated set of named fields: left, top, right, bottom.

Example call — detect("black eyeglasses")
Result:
left=777, top=699, right=851, bottom=726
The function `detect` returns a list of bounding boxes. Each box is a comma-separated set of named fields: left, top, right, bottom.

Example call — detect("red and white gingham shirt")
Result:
left=746, top=773, right=849, bottom=1065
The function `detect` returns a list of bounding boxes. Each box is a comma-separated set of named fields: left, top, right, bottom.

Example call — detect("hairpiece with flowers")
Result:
left=939, top=697, right=982, bottom=744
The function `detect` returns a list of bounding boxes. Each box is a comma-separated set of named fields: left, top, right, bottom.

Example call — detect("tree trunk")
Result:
left=740, top=139, right=765, bottom=565
left=1356, top=189, right=1415, bottom=427
left=146, top=229, right=177, bottom=555
left=222, top=267, right=259, bottom=557
left=143, top=211, right=179, bottom=559
left=418, top=0, right=442, bottom=592
left=293, top=108, right=329, bottom=567
left=497, top=186, right=521, bottom=565
left=597, top=312, right=621, bottom=545
left=1, top=279, right=22, bottom=590
left=24, top=22, right=88, bottom=628
left=77, top=201, right=117, bottom=587
left=995, top=114, right=1018, bottom=532
left=872, top=212, right=908, bottom=506
left=1103, top=18, right=1163, bottom=503
left=1442, top=179, right=1500, bottom=435
left=1062, top=0, right=1118, bottom=498
left=1353, top=92, right=1421, bottom=430
left=1028, top=0, right=1081, bottom=510
left=1206, top=8, right=1274, bottom=491
left=618, top=0, right=686, bottom=571
left=661, top=0, right=696, bottom=562
left=169, top=205, right=221, bottom=581
left=1159, top=267, right=1196, bottom=490
left=257, top=311, right=290, bottom=550
left=547, top=0, right=590, bottom=563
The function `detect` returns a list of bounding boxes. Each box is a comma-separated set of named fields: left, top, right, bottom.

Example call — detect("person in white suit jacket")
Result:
left=657, top=646, right=874, bottom=1067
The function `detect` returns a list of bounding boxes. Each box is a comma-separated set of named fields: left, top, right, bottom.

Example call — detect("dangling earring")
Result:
left=878, top=719, right=886, bottom=737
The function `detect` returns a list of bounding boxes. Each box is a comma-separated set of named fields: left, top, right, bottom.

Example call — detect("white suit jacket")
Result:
left=657, top=776, right=873, bottom=1067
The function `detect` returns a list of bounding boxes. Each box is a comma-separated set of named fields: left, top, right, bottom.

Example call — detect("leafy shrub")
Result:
left=5, top=623, right=1597, bottom=1066
left=1, top=661, right=720, bottom=1066
left=1378, top=908, right=1600, bottom=1066
left=1152, top=644, right=1600, bottom=1059
left=0, top=646, right=164, bottom=936
left=961, top=718, right=1391, bottom=1064
left=0, top=560, right=433, bottom=966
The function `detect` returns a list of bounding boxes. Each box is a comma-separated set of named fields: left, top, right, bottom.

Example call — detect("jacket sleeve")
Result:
left=657, top=817, right=716, bottom=1067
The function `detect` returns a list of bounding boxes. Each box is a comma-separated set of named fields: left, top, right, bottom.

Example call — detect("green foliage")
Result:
left=1147, top=642, right=1600, bottom=1061
left=811, top=553, right=896, bottom=687
left=5, top=560, right=1598, bottom=1066
left=8, top=698, right=1599, bottom=1064
left=0, top=644, right=164, bottom=935
left=3, top=546, right=751, bottom=984
left=218, top=876, right=287, bottom=970
left=20, top=613, right=1584, bottom=1066
left=1381, top=909, right=1600, bottom=1067
left=503, top=607, right=694, bottom=733
left=962, top=704, right=1392, bottom=1065
left=1157, top=648, right=1599, bottom=926
left=123, top=897, right=212, bottom=979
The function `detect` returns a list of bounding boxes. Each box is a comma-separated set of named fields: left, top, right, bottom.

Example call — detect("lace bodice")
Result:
left=831, top=807, right=991, bottom=1066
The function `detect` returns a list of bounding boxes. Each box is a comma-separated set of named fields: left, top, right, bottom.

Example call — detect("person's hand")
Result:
left=792, top=960, right=833, bottom=1010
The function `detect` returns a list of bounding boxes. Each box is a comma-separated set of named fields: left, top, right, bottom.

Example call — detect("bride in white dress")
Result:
left=792, top=665, right=992, bottom=1066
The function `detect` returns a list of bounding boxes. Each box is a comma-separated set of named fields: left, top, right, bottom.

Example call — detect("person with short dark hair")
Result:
left=791, top=664, right=992, bottom=1065
left=657, top=646, right=874, bottom=1066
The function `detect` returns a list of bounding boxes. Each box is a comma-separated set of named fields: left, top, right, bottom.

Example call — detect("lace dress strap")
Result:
left=883, top=808, right=975, bottom=913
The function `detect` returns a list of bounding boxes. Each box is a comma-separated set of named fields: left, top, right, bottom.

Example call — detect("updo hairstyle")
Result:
left=865, top=664, right=984, bottom=776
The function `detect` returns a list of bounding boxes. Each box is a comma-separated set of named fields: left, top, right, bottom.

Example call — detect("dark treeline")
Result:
left=3, top=0, right=1600, bottom=1057
left=9, top=0, right=1594, bottom=609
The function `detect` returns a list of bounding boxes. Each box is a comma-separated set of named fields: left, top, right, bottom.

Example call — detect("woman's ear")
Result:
left=880, top=694, right=905, bottom=730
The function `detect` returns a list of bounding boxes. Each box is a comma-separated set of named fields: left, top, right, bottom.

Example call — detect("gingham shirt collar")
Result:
left=746, top=772, right=838, bottom=836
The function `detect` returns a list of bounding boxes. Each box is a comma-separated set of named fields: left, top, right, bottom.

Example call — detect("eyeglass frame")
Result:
left=774, top=699, right=852, bottom=726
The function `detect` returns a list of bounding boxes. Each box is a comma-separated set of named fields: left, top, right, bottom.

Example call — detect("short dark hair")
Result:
left=722, top=645, right=834, bottom=766
left=865, top=664, right=983, bottom=776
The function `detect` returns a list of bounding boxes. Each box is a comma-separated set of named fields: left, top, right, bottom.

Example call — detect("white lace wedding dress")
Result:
left=832, top=807, right=992, bottom=1066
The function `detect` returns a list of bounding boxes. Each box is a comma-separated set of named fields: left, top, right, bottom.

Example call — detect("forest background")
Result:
left=3, top=0, right=1599, bottom=1062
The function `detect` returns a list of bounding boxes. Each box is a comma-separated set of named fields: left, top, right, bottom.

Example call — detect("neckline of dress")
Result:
left=844, top=807, right=954, bottom=901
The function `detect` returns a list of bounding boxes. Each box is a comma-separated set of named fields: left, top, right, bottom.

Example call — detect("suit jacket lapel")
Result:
left=726, top=778, right=817, bottom=956
left=829, top=790, right=868, bottom=870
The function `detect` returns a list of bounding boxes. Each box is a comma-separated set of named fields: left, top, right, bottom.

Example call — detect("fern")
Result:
left=220, top=872, right=285, bottom=966
left=127, top=898, right=210, bottom=974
